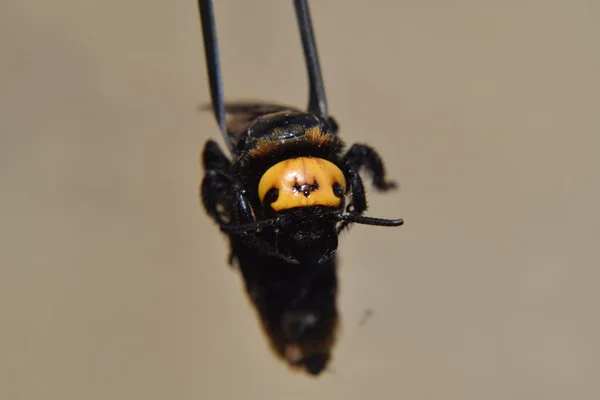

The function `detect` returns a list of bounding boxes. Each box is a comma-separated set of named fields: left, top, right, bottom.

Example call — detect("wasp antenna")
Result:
left=293, top=0, right=328, bottom=120
left=221, top=217, right=288, bottom=234
left=341, top=214, right=404, bottom=227
left=198, top=0, right=233, bottom=153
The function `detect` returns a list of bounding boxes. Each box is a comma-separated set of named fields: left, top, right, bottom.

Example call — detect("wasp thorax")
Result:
left=258, top=157, right=346, bottom=212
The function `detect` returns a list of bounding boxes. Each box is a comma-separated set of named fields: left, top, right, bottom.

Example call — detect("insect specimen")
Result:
left=197, top=0, right=404, bottom=375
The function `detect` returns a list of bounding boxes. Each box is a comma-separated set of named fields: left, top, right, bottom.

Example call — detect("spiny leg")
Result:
left=202, top=172, right=257, bottom=267
left=201, top=140, right=256, bottom=266
left=230, top=183, right=255, bottom=227
left=341, top=143, right=397, bottom=190
left=202, top=142, right=284, bottom=257
left=203, top=139, right=230, bottom=171
left=338, top=143, right=397, bottom=233
left=201, top=140, right=231, bottom=224
left=201, top=171, right=242, bottom=267
left=337, top=169, right=367, bottom=233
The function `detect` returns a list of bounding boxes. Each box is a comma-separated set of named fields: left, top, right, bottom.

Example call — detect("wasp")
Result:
left=197, top=0, right=404, bottom=376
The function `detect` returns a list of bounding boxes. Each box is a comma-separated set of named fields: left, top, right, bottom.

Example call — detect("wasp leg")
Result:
left=231, top=183, right=255, bottom=226
left=336, top=169, right=366, bottom=233
left=201, top=171, right=232, bottom=226
left=200, top=140, right=233, bottom=224
left=341, top=143, right=397, bottom=191
left=201, top=140, right=257, bottom=267
left=201, top=179, right=255, bottom=229
left=201, top=140, right=256, bottom=229
left=342, top=144, right=396, bottom=191
left=203, top=139, right=230, bottom=171
left=338, top=144, right=397, bottom=233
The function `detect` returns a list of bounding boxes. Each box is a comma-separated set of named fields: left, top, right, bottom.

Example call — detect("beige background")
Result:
left=2, top=0, right=600, bottom=399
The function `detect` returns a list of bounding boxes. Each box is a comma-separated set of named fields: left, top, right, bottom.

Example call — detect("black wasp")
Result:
left=197, top=0, right=404, bottom=376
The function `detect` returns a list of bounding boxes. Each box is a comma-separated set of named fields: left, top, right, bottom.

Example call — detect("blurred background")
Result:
left=2, top=0, right=599, bottom=399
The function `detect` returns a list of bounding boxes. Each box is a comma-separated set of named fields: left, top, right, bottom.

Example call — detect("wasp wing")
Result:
left=223, top=102, right=303, bottom=148
left=202, top=102, right=302, bottom=150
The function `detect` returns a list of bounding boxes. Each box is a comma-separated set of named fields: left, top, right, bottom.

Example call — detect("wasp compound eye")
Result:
left=264, top=187, right=279, bottom=205
left=332, top=182, right=344, bottom=198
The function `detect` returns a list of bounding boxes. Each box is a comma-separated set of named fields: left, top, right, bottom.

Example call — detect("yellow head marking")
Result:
left=258, top=158, right=346, bottom=212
